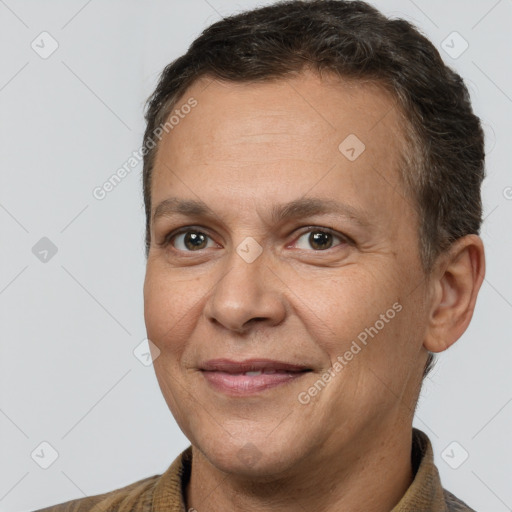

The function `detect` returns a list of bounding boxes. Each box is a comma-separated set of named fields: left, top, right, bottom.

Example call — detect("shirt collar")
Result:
left=391, top=428, right=448, bottom=511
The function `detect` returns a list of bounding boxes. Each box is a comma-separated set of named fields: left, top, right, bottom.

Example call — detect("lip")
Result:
left=200, top=358, right=310, bottom=373
left=200, top=358, right=312, bottom=396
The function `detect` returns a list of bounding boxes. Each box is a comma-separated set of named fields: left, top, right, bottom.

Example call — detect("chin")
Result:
left=192, top=429, right=309, bottom=479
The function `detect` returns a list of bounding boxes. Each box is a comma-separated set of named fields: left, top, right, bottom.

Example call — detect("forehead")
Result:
left=157, top=72, right=403, bottom=163
left=150, top=70, right=412, bottom=231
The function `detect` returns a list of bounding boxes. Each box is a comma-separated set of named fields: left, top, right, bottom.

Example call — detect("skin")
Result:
left=143, top=69, right=485, bottom=512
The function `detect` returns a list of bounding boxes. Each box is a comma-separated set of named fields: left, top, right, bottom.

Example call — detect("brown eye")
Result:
left=170, top=230, right=215, bottom=251
left=295, top=229, right=346, bottom=251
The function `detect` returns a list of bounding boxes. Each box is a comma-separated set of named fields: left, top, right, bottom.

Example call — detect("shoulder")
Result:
left=31, top=445, right=193, bottom=512
left=31, top=473, right=161, bottom=512
left=444, top=488, right=477, bottom=512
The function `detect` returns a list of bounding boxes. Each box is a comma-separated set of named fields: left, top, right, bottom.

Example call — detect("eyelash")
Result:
left=159, top=225, right=352, bottom=252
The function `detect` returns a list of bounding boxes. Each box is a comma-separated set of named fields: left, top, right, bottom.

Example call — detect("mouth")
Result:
left=199, top=358, right=313, bottom=395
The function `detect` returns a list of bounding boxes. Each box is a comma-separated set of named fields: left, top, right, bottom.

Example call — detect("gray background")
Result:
left=0, top=0, right=510, bottom=510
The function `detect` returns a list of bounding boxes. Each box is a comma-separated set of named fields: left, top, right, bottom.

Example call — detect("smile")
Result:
left=201, top=370, right=310, bottom=395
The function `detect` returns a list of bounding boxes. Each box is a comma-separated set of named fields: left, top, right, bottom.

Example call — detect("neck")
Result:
left=185, top=423, right=414, bottom=512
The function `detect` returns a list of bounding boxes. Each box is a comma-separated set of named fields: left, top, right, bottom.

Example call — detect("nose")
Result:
left=203, top=244, right=287, bottom=334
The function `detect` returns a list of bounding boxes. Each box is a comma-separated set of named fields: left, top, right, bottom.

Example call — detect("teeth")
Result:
left=242, top=370, right=283, bottom=376
left=222, top=370, right=298, bottom=376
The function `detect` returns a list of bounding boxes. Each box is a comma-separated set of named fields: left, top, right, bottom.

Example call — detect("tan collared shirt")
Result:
left=33, top=428, right=476, bottom=511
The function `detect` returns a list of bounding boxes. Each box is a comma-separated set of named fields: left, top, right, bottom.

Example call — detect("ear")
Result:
left=424, top=234, right=485, bottom=353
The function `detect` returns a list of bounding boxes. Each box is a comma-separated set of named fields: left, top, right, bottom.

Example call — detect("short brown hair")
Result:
left=141, top=0, right=485, bottom=378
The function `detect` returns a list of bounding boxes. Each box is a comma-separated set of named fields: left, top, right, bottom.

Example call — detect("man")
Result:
left=35, top=0, right=485, bottom=510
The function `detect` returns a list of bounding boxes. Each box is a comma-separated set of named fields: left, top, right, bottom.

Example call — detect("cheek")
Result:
left=306, top=264, right=423, bottom=382
left=143, top=265, right=199, bottom=350
left=300, top=268, right=397, bottom=346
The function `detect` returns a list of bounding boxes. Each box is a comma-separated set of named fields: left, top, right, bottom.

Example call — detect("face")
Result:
left=143, top=70, right=432, bottom=478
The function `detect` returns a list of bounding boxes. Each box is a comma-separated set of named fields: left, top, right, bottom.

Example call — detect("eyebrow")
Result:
left=152, top=196, right=371, bottom=229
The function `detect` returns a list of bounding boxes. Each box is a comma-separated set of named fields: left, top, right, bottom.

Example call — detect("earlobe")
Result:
left=423, top=235, right=485, bottom=353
